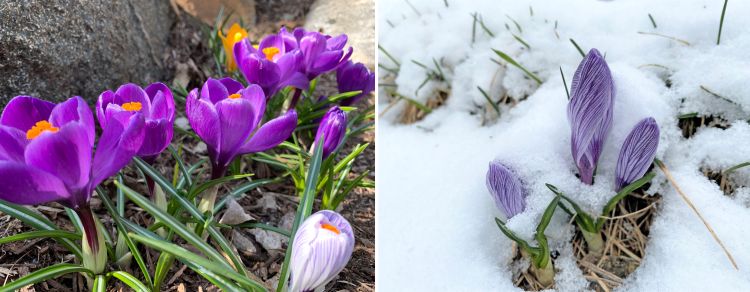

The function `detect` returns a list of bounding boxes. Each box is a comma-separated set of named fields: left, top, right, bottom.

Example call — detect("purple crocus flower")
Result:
left=96, top=83, right=175, bottom=163
left=186, top=77, right=298, bottom=178
left=486, top=161, right=526, bottom=218
left=568, top=48, right=615, bottom=185
left=336, top=61, right=375, bottom=106
left=313, top=106, right=347, bottom=159
left=0, top=96, right=145, bottom=272
left=292, top=27, right=353, bottom=80
left=289, top=210, right=354, bottom=292
left=615, top=117, right=659, bottom=191
left=233, top=36, right=309, bottom=98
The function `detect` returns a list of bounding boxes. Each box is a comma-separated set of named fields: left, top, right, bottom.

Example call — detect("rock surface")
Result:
left=0, top=0, right=175, bottom=105
left=305, top=0, right=375, bottom=68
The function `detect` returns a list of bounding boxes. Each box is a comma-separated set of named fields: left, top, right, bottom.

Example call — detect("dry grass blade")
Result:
left=655, top=160, right=739, bottom=270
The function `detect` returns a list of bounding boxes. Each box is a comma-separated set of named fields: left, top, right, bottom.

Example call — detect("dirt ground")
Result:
left=0, top=2, right=374, bottom=291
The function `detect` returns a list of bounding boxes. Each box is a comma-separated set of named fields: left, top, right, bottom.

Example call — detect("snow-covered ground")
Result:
left=376, top=0, right=750, bottom=291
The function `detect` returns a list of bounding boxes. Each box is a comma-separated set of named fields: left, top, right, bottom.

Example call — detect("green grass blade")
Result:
left=108, top=271, right=150, bottom=292
left=276, top=139, right=326, bottom=292
left=214, top=178, right=280, bottom=212
left=560, top=67, right=570, bottom=100
left=168, top=145, right=193, bottom=188
left=569, top=38, right=586, bottom=57
left=724, top=162, right=750, bottom=175
left=717, top=0, right=728, bottom=45
left=492, top=49, right=542, bottom=84
left=0, top=230, right=80, bottom=244
left=0, top=263, right=92, bottom=292
left=129, top=233, right=266, bottom=291
left=0, top=200, right=82, bottom=259
left=189, top=173, right=254, bottom=200
left=183, top=261, right=245, bottom=292
left=596, top=172, right=655, bottom=230
left=545, top=184, right=596, bottom=232
left=477, top=86, right=500, bottom=115
left=494, top=218, right=535, bottom=256
left=93, top=274, right=107, bottom=292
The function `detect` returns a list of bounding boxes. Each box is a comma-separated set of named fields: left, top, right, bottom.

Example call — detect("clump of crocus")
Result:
left=234, top=32, right=308, bottom=98
left=313, top=106, right=347, bottom=159
left=291, top=28, right=353, bottom=80
left=488, top=161, right=558, bottom=287
left=336, top=61, right=375, bottom=106
left=551, top=118, right=659, bottom=257
left=218, top=23, right=249, bottom=72
left=0, top=96, right=145, bottom=274
left=567, top=48, right=614, bottom=185
left=186, top=77, right=298, bottom=210
left=615, top=117, right=659, bottom=191
left=289, top=210, right=354, bottom=292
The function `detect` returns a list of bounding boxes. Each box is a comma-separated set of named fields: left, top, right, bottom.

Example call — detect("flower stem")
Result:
left=76, top=206, right=106, bottom=275
left=289, top=88, right=303, bottom=109
left=531, top=261, right=555, bottom=287
left=582, top=229, right=604, bottom=257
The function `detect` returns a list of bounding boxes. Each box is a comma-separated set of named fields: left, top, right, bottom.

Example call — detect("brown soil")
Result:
left=678, top=115, right=730, bottom=138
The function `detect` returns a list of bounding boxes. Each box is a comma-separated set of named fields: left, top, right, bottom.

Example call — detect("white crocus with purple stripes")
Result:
left=615, top=117, right=660, bottom=191
left=486, top=161, right=526, bottom=219
left=289, top=210, right=355, bottom=292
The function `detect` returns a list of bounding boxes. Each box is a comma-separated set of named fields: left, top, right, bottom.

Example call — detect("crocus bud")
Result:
left=313, top=106, right=347, bottom=158
left=568, top=48, right=615, bottom=185
left=289, top=210, right=354, bottom=292
left=336, top=61, right=375, bottom=106
left=486, top=161, right=526, bottom=218
left=615, top=117, right=659, bottom=191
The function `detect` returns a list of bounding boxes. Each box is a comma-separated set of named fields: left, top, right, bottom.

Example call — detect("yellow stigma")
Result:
left=122, top=102, right=142, bottom=112
left=26, top=120, right=59, bottom=140
left=321, top=223, right=340, bottom=235
left=262, top=47, right=280, bottom=61
left=233, top=32, right=244, bottom=43
left=228, top=93, right=242, bottom=99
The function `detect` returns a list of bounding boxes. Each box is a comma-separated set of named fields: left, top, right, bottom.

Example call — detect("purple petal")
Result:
left=240, top=110, right=297, bottom=154
left=96, top=91, right=116, bottom=129
left=615, top=118, right=659, bottom=191
left=201, top=78, right=230, bottom=105
left=311, top=50, right=344, bottom=75
left=24, top=122, right=92, bottom=192
left=186, top=89, right=221, bottom=155
left=0, top=161, right=71, bottom=205
left=219, top=77, right=244, bottom=95
left=567, top=48, right=614, bottom=185
left=259, top=34, right=286, bottom=53
left=0, top=126, right=27, bottom=162
left=145, top=82, right=175, bottom=122
left=300, top=33, right=328, bottom=68
left=290, top=210, right=354, bottom=292
left=0, top=96, right=55, bottom=132
left=243, top=84, right=267, bottom=130
left=486, top=161, right=526, bottom=218
left=326, top=34, right=348, bottom=50
left=137, top=119, right=173, bottom=158
left=114, top=83, right=152, bottom=116
left=49, top=96, right=96, bottom=146
left=91, top=111, right=145, bottom=190
left=214, top=97, right=256, bottom=167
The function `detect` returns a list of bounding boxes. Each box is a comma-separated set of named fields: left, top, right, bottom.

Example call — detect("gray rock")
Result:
left=0, top=0, right=175, bottom=106
left=305, top=0, right=374, bottom=69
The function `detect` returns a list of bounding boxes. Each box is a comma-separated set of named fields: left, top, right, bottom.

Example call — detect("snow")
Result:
left=377, top=0, right=750, bottom=291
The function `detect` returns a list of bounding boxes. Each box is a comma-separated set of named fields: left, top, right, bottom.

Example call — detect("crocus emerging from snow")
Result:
left=313, top=106, right=347, bottom=159
left=234, top=33, right=309, bottom=98
left=218, top=23, right=249, bottom=72
left=96, top=83, right=175, bottom=163
left=486, top=161, right=526, bottom=218
left=567, top=48, right=615, bottom=185
left=615, top=117, right=659, bottom=191
left=289, top=210, right=354, bottom=292
left=336, top=61, right=375, bottom=106
left=292, top=28, right=353, bottom=80
left=0, top=96, right=145, bottom=273
left=186, top=77, right=298, bottom=178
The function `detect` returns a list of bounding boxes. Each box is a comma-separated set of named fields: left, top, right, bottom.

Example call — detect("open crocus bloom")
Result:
left=218, top=23, right=249, bottom=72
left=96, top=83, right=175, bottom=162
left=289, top=210, right=354, bottom=292
left=234, top=35, right=309, bottom=98
left=336, top=61, right=375, bottom=106
left=567, top=48, right=615, bottom=185
left=0, top=96, right=145, bottom=272
left=292, top=28, right=353, bottom=80
left=186, top=78, right=298, bottom=178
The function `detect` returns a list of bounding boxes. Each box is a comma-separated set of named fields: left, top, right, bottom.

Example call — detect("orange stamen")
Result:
left=122, top=102, right=142, bottom=112
left=262, top=47, right=281, bottom=61
left=321, top=223, right=340, bottom=234
left=228, top=93, right=242, bottom=99
left=26, top=120, right=59, bottom=140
